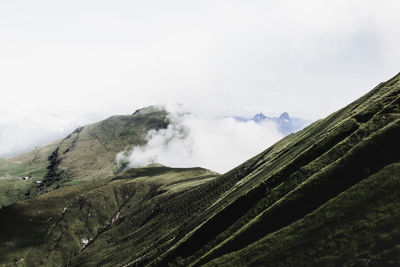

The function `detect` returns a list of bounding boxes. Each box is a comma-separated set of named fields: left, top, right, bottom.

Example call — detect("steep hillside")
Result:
left=0, top=73, right=399, bottom=266
left=39, top=106, right=168, bottom=187
left=0, top=106, right=168, bottom=207
left=151, top=73, right=400, bottom=267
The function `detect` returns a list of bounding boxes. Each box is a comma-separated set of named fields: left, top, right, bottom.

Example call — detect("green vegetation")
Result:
left=0, top=75, right=399, bottom=266
left=0, top=106, right=169, bottom=207
left=207, top=163, right=400, bottom=267
left=39, top=107, right=169, bottom=188
left=151, top=73, right=400, bottom=267
left=0, top=165, right=217, bottom=266
left=0, top=156, right=48, bottom=207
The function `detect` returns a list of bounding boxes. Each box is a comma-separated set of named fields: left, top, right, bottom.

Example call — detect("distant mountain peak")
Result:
left=231, top=111, right=308, bottom=135
left=252, top=112, right=267, bottom=122
left=279, top=112, right=290, bottom=120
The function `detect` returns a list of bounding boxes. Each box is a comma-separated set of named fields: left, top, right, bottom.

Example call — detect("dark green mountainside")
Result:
left=0, top=73, right=399, bottom=266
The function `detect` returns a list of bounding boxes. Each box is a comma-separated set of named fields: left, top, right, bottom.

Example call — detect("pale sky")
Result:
left=1, top=0, right=399, bottom=121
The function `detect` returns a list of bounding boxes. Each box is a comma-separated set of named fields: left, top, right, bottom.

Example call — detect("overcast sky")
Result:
left=1, top=0, right=399, bottom=122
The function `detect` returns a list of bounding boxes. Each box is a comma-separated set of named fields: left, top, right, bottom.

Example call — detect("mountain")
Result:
left=0, top=106, right=168, bottom=207
left=0, top=73, right=399, bottom=266
left=233, top=111, right=309, bottom=135
left=0, top=165, right=218, bottom=266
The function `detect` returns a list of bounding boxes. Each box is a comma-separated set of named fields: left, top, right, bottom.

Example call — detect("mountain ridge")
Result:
left=0, top=73, right=399, bottom=266
left=0, top=107, right=169, bottom=207
left=233, top=111, right=309, bottom=134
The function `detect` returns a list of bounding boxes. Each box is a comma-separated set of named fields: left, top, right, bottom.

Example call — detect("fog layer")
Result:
left=116, top=108, right=284, bottom=173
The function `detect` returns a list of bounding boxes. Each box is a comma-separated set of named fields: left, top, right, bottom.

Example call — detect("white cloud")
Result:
left=0, top=111, right=104, bottom=157
left=116, top=107, right=283, bottom=173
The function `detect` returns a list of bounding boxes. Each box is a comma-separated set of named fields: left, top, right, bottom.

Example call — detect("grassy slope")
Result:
left=53, top=109, right=169, bottom=182
left=148, top=73, right=400, bottom=266
left=70, top=73, right=399, bottom=266
left=39, top=107, right=169, bottom=190
left=207, top=163, right=400, bottom=267
left=0, top=107, right=168, bottom=207
left=0, top=141, right=57, bottom=206
left=0, top=165, right=218, bottom=266
left=0, top=75, right=399, bottom=266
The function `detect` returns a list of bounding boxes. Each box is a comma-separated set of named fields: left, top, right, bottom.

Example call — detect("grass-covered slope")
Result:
left=206, top=163, right=400, bottom=267
left=39, top=106, right=169, bottom=188
left=0, top=73, right=399, bottom=266
left=148, top=73, right=400, bottom=267
left=0, top=141, right=58, bottom=207
left=0, top=106, right=168, bottom=207
left=0, top=165, right=218, bottom=266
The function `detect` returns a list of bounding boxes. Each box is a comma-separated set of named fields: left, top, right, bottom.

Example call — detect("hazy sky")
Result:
left=1, top=0, right=399, bottom=121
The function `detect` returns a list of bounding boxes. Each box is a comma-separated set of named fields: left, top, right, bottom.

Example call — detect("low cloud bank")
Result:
left=116, top=108, right=284, bottom=173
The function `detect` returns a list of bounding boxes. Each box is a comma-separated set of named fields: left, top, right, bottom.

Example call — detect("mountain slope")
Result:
left=0, top=73, right=399, bottom=266
left=0, top=165, right=218, bottom=266
left=0, top=106, right=168, bottom=207
left=206, top=162, right=400, bottom=266
left=151, top=73, right=400, bottom=267
left=39, top=106, right=168, bottom=187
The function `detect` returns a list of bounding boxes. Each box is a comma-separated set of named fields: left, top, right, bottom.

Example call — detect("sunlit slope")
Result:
left=0, top=141, right=58, bottom=207
left=40, top=107, right=168, bottom=188
left=0, top=165, right=217, bottom=266
left=0, top=107, right=168, bottom=206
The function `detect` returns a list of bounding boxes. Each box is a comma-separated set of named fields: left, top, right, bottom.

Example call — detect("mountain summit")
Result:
left=252, top=112, right=267, bottom=122
left=279, top=111, right=290, bottom=120
left=235, top=111, right=307, bottom=134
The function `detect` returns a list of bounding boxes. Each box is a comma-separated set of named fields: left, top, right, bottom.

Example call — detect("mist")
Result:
left=0, top=111, right=105, bottom=157
left=1, top=1, right=400, bottom=122
left=116, top=107, right=284, bottom=173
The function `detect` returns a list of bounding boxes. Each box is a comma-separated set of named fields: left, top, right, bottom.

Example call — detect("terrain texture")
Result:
left=0, top=73, right=399, bottom=266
